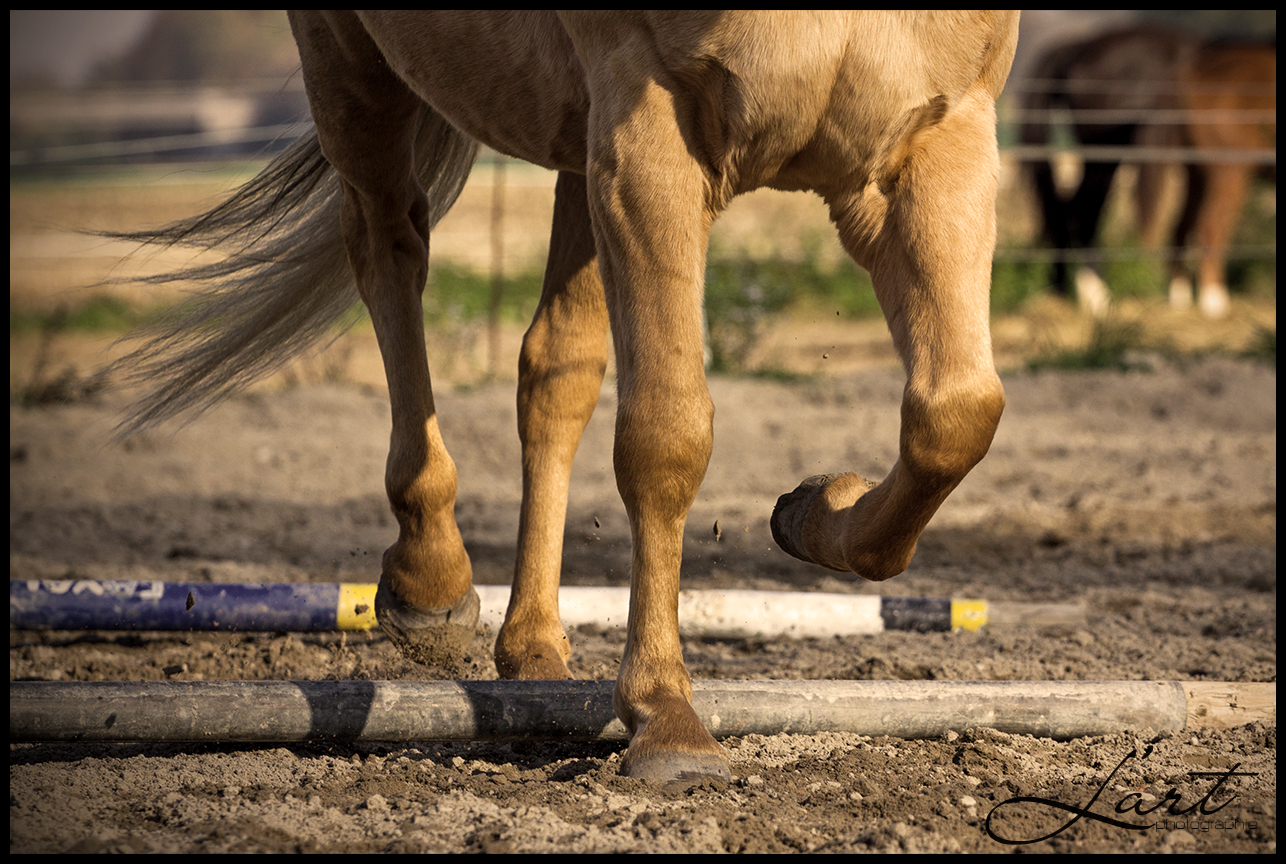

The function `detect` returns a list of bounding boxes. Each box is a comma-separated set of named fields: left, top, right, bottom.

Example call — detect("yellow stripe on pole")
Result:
left=951, top=599, right=989, bottom=631
left=337, top=583, right=378, bottom=631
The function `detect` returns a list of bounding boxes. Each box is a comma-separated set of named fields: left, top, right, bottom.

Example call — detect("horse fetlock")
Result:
left=1074, top=267, right=1112, bottom=318
left=375, top=580, right=480, bottom=667
left=381, top=518, right=473, bottom=599
left=839, top=537, right=918, bottom=583
left=1198, top=283, right=1230, bottom=319
left=386, top=468, right=459, bottom=530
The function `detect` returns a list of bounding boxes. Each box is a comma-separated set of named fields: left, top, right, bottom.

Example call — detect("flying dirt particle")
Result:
left=713, top=520, right=722, bottom=541
left=186, top=591, right=196, bottom=611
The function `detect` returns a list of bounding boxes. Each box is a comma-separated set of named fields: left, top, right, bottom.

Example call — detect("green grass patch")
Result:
left=991, top=259, right=1051, bottom=313
left=10, top=295, right=156, bottom=335
left=703, top=254, right=880, bottom=372
left=707, top=244, right=882, bottom=320
left=420, top=253, right=885, bottom=374
left=14, top=245, right=1273, bottom=380
left=423, top=263, right=544, bottom=326
left=1100, top=255, right=1166, bottom=301
left=782, top=259, right=881, bottom=319
left=1025, top=317, right=1154, bottom=372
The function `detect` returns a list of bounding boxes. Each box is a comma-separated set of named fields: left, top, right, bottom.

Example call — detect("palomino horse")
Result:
left=1022, top=26, right=1275, bottom=318
left=105, top=12, right=1018, bottom=784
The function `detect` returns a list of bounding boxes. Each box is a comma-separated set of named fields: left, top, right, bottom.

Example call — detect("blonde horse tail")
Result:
left=101, top=106, right=478, bottom=437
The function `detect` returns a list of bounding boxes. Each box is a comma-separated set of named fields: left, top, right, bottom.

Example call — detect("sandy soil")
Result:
left=9, top=344, right=1276, bottom=852
left=8, top=155, right=1278, bottom=852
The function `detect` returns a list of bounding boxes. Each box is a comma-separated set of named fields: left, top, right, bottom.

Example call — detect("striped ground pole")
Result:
left=8, top=580, right=1083, bottom=638
left=8, top=679, right=1274, bottom=743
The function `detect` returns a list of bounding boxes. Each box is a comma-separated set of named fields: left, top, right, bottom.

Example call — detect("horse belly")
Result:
left=356, top=10, right=590, bottom=172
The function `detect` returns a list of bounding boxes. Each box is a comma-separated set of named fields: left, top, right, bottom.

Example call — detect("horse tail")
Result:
left=101, top=105, right=479, bottom=437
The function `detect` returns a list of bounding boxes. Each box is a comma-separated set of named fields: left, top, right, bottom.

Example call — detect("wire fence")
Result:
left=11, top=83, right=1276, bottom=273
left=1007, top=77, right=1277, bottom=98
left=12, top=126, right=1277, bottom=168
left=9, top=123, right=305, bottom=167
left=993, top=244, right=1276, bottom=265
left=1005, top=145, right=1275, bottom=165
left=1000, top=76, right=1275, bottom=269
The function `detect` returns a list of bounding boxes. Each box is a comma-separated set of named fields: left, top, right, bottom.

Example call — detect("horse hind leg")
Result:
left=773, top=86, right=1005, bottom=581
left=1166, top=163, right=1205, bottom=310
left=291, top=11, right=479, bottom=665
left=347, top=156, right=480, bottom=664
left=494, top=172, right=609, bottom=680
left=1191, top=163, right=1249, bottom=319
left=1068, top=160, right=1120, bottom=317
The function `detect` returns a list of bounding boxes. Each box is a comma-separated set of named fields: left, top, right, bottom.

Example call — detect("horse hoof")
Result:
left=1199, top=287, right=1230, bottom=319
left=514, top=655, right=574, bottom=680
left=770, top=473, right=846, bottom=564
left=496, top=644, right=573, bottom=680
left=621, top=748, right=732, bottom=787
left=498, top=655, right=570, bottom=684
left=375, top=582, right=480, bottom=667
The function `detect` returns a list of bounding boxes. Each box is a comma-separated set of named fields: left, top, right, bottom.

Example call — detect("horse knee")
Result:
left=613, top=389, right=714, bottom=517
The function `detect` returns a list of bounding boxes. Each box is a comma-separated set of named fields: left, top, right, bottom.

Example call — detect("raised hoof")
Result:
left=770, top=473, right=847, bottom=564
left=375, top=581, right=480, bottom=667
left=621, top=749, right=732, bottom=788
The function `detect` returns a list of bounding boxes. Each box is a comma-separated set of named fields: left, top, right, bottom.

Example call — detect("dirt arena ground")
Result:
left=10, top=339, right=1276, bottom=852
left=9, top=156, right=1277, bottom=851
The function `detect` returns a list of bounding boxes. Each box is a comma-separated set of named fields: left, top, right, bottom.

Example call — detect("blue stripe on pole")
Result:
left=9, top=580, right=342, bottom=632
left=879, top=597, right=953, bottom=632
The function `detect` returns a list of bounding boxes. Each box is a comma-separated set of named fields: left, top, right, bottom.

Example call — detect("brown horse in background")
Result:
left=102, top=11, right=1019, bottom=784
left=1167, top=39, right=1276, bottom=317
left=1022, top=25, right=1275, bottom=318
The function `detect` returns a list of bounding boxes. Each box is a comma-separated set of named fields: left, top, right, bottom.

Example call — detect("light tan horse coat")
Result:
left=106, top=11, right=1019, bottom=784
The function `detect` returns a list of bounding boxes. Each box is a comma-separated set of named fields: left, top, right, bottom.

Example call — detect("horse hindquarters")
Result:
left=290, top=11, right=482, bottom=664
